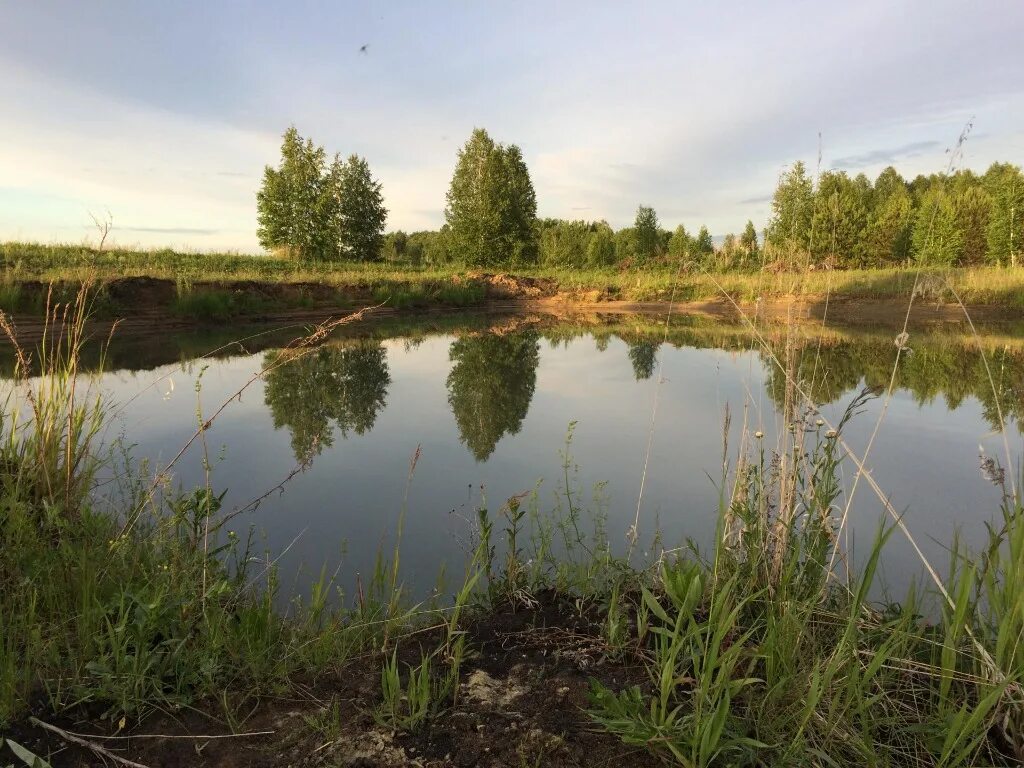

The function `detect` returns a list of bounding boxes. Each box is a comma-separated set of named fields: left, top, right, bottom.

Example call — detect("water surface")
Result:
left=10, top=311, right=1022, bottom=600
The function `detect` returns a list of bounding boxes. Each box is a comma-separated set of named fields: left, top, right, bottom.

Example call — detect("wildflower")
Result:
left=825, top=429, right=837, bottom=439
left=815, top=418, right=824, bottom=427
left=978, top=448, right=1005, bottom=486
left=754, top=430, right=764, bottom=439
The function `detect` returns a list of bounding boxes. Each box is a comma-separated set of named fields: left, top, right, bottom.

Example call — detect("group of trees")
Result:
left=257, top=127, right=387, bottom=261
left=768, top=161, right=1024, bottom=267
left=258, top=125, right=1023, bottom=269
left=533, top=213, right=739, bottom=270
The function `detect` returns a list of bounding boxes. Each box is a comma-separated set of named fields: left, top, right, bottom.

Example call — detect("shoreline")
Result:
left=1, top=278, right=1020, bottom=346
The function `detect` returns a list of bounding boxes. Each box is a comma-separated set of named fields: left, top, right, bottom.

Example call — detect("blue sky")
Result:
left=1, top=0, right=1022, bottom=251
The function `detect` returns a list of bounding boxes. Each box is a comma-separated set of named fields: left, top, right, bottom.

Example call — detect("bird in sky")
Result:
left=359, top=44, right=369, bottom=54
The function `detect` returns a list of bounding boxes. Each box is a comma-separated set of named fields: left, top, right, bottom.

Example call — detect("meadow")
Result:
left=3, top=241, right=1024, bottom=317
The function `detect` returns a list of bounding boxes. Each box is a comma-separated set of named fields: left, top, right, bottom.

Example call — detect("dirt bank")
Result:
left=0, top=273, right=1016, bottom=347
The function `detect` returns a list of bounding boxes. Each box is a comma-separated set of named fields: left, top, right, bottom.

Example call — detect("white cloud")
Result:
left=1, top=0, right=1022, bottom=248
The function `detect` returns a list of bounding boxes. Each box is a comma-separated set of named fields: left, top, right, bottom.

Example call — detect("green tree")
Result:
left=614, top=227, right=637, bottom=263
left=667, top=224, right=691, bottom=262
left=335, top=155, right=387, bottom=261
left=444, top=128, right=538, bottom=267
left=953, top=185, right=991, bottom=265
left=587, top=222, right=616, bottom=267
left=539, top=219, right=591, bottom=268
left=874, top=167, right=906, bottom=201
left=633, top=206, right=660, bottom=262
left=384, top=231, right=408, bottom=263
left=739, top=220, right=759, bottom=264
left=257, top=126, right=332, bottom=259
left=446, top=332, right=540, bottom=461
left=503, top=144, right=539, bottom=264
left=864, top=184, right=913, bottom=265
left=767, top=161, right=814, bottom=256
left=810, top=171, right=868, bottom=266
left=720, top=233, right=739, bottom=269
left=912, top=186, right=963, bottom=265
left=264, top=342, right=391, bottom=462
left=693, top=226, right=714, bottom=263
left=983, top=163, right=1024, bottom=266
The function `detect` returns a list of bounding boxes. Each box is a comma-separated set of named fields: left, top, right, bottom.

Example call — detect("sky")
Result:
left=1, top=0, right=1022, bottom=252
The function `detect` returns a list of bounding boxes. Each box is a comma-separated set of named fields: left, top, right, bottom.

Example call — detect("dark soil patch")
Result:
left=3, top=593, right=661, bottom=767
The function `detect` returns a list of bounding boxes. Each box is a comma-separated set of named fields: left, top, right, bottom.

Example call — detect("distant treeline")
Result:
left=257, top=126, right=1024, bottom=270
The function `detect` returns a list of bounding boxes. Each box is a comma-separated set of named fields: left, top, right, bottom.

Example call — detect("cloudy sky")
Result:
left=1, top=0, right=1022, bottom=251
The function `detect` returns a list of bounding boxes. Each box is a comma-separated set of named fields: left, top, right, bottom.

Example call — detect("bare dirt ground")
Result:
left=5, top=593, right=663, bottom=768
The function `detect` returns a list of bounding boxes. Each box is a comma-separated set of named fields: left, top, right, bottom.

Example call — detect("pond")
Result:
left=14, top=310, right=1024, bottom=602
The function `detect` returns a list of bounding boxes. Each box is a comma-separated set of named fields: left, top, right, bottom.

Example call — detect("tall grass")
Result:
left=3, top=241, right=1024, bottom=309
left=0, top=290, right=441, bottom=728
left=576, top=405, right=1024, bottom=766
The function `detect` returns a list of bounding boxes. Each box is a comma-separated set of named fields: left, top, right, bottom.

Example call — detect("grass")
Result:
left=3, top=241, right=1024, bottom=316
left=1, top=285, right=1024, bottom=766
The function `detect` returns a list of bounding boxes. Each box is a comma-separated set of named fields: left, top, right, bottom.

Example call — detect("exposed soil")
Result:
left=4, top=593, right=662, bottom=768
left=3, top=272, right=1018, bottom=349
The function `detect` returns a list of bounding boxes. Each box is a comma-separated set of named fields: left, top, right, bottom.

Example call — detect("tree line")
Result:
left=766, top=161, right=1024, bottom=268
left=258, top=125, right=1023, bottom=269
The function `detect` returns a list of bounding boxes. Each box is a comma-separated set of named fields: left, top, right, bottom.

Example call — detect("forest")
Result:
left=256, top=126, right=1024, bottom=272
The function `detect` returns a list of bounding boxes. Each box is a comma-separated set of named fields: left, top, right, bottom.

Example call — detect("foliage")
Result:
left=257, top=126, right=332, bottom=260
left=693, top=225, right=714, bottom=263
left=913, top=186, right=964, bottom=265
left=444, top=128, right=538, bottom=267
left=810, top=170, right=869, bottom=265
left=626, top=340, right=658, bottom=380
left=767, top=160, right=814, bottom=257
left=984, top=163, right=1024, bottom=266
left=334, top=154, right=388, bottom=262
left=667, top=224, right=691, bottom=262
left=633, top=206, right=661, bottom=263
left=864, top=172, right=913, bottom=265
left=263, top=341, right=391, bottom=462
left=446, top=331, right=540, bottom=460
left=539, top=219, right=594, bottom=268
left=739, top=220, right=758, bottom=261
left=587, top=222, right=617, bottom=267
left=257, top=127, right=386, bottom=261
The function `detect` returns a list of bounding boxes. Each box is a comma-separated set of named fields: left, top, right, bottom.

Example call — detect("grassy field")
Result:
left=2, top=288, right=1024, bottom=766
left=3, top=241, right=1024, bottom=315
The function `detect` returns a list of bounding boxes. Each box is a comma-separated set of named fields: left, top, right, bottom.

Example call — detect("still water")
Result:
left=31, top=312, right=1024, bottom=599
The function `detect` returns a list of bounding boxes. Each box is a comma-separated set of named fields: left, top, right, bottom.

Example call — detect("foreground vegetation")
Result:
left=2, top=293, right=1024, bottom=766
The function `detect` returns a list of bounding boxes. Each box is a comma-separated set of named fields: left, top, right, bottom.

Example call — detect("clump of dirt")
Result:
left=466, top=272, right=558, bottom=299
left=8, top=594, right=660, bottom=767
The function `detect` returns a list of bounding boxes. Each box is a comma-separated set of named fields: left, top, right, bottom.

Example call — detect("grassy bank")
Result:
left=3, top=242, right=1024, bottom=321
left=2, top=292, right=1024, bottom=766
